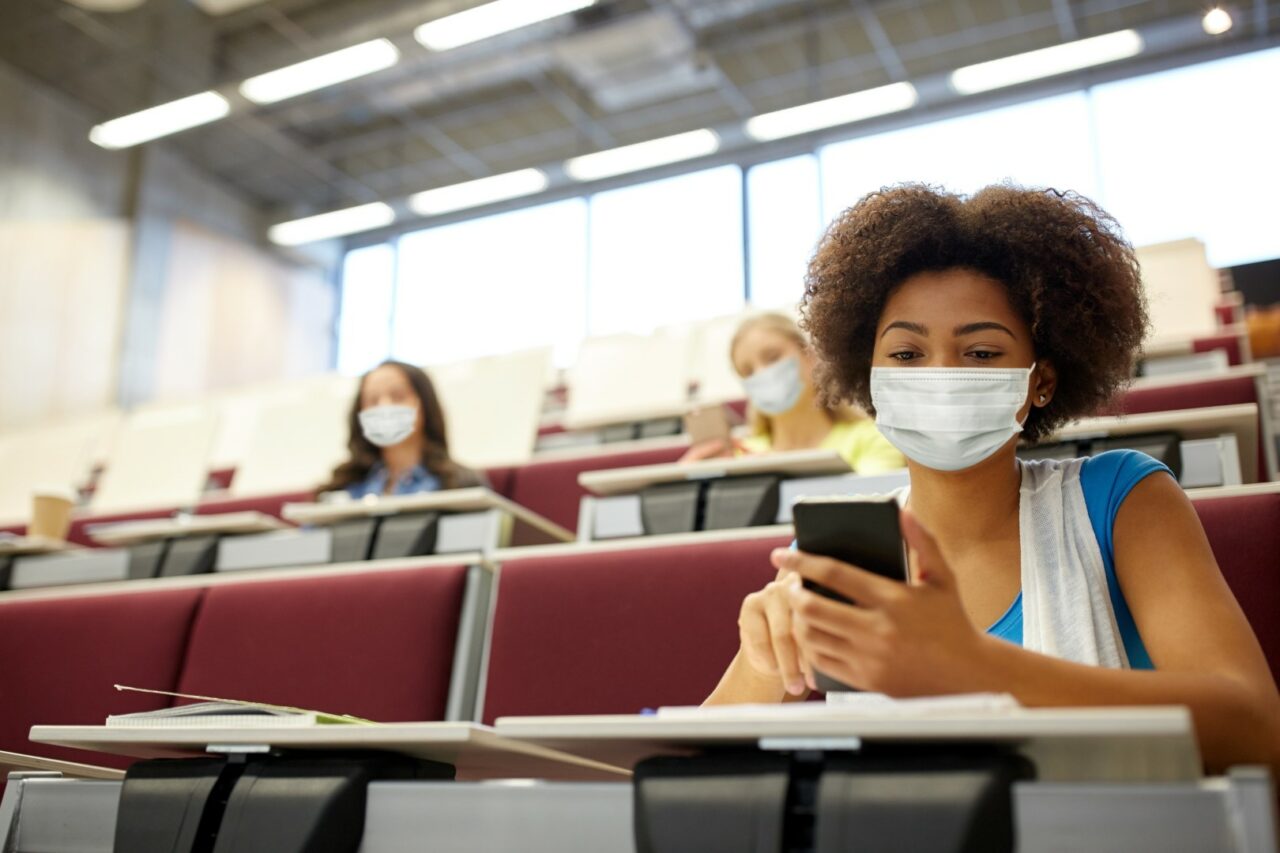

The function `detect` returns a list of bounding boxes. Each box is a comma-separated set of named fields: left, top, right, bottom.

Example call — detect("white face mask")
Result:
left=869, top=364, right=1036, bottom=471
left=358, top=404, right=418, bottom=448
left=743, top=356, right=804, bottom=416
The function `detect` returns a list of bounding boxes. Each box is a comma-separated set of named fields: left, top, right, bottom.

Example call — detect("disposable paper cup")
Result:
left=30, top=486, right=76, bottom=542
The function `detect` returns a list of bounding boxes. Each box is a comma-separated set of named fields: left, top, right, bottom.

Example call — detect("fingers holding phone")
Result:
left=737, top=571, right=810, bottom=696
left=783, top=504, right=991, bottom=697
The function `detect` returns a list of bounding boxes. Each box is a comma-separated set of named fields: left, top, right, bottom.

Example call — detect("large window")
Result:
left=336, top=244, right=395, bottom=375
left=819, top=93, right=1098, bottom=220
left=336, top=49, right=1280, bottom=371
left=587, top=165, right=745, bottom=336
left=1090, top=46, right=1280, bottom=267
left=747, top=155, right=823, bottom=310
left=392, top=199, right=588, bottom=366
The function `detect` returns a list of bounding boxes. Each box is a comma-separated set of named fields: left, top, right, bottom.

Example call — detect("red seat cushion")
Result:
left=507, top=444, right=689, bottom=535
left=67, top=507, right=180, bottom=547
left=1192, top=334, right=1245, bottom=367
left=1109, top=374, right=1267, bottom=481
left=482, top=534, right=790, bottom=724
left=194, top=489, right=315, bottom=521
left=1192, top=491, right=1280, bottom=683
left=0, top=588, right=203, bottom=768
left=177, top=565, right=469, bottom=722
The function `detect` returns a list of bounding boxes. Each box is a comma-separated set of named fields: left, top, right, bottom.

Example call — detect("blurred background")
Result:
left=1, top=0, right=1278, bottom=484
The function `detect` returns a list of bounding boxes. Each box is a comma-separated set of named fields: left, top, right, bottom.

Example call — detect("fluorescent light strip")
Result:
left=268, top=203, right=397, bottom=246
left=240, top=39, right=400, bottom=105
left=744, top=82, right=919, bottom=142
left=409, top=169, right=549, bottom=216
left=415, top=0, right=596, bottom=51
left=89, top=92, right=230, bottom=149
left=950, top=29, right=1144, bottom=95
left=565, top=130, right=721, bottom=182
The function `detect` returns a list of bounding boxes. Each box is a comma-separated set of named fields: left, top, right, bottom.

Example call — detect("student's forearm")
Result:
left=704, top=651, right=809, bottom=705
left=975, top=636, right=1280, bottom=775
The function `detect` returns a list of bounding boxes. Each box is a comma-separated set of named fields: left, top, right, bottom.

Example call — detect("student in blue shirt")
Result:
left=320, top=360, right=480, bottom=498
left=706, top=184, right=1280, bottom=776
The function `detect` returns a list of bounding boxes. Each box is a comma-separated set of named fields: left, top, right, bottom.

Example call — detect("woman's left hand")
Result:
left=773, top=508, right=994, bottom=696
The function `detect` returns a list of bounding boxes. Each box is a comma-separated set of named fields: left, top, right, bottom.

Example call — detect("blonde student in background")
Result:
left=681, top=313, right=905, bottom=474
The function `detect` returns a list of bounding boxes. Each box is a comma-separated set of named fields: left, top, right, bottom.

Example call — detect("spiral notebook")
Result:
left=104, top=685, right=375, bottom=728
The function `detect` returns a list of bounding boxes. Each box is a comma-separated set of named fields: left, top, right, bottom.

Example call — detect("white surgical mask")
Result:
left=743, top=356, right=804, bottom=416
left=359, top=404, right=417, bottom=448
left=870, top=364, right=1036, bottom=471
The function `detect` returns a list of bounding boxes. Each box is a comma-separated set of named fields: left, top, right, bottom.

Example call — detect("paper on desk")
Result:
left=657, top=693, right=1020, bottom=720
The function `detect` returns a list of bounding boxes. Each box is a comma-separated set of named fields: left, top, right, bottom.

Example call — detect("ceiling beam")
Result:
left=849, top=0, right=910, bottom=81
left=1050, top=0, right=1080, bottom=41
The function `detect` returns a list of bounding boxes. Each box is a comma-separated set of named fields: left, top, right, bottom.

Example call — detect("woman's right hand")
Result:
left=679, top=438, right=735, bottom=462
left=738, top=570, right=810, bottom=696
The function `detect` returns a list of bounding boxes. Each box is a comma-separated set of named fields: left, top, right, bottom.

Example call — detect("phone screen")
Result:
left=683, top=406, right=732, bottom=447
left=791, top=497, right=908, bottom=691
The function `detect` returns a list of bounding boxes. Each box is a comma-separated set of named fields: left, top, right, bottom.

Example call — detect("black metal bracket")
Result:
left=113, top=750, right=455, bottom=853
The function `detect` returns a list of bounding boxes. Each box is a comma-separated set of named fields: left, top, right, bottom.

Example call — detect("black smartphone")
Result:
left=791, top=496, right=909, bottom=692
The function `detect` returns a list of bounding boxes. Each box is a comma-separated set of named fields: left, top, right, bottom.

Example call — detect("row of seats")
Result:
left=20, top=364, right=1267, bottom=550
left=1, top=441, right=690, bottom=548
left=2, top=485, right=1277, bottom=775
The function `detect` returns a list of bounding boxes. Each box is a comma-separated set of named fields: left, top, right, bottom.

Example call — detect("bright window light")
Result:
left=415, top=0, right=596, bottom=51
left=565, top=130, right=721, bottom=182
left=1202, top=7, right=1233, bottom=35
left=240, top=39, right=400, bottom=105
left=950, top=30, right=1144, bottom=95
left=744, top=82, right=918, bottom=141
left=268, top=203, right=397, bottom=246
left=408, top=169, right=549, bottom=216
left=89, top=92, right=230, bottom=149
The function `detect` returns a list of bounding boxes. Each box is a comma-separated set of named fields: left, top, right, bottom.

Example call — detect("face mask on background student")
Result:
left=743, top=356, right=804, bottom=416
left=869, top=364, right=1036, bottom=471
left=359, top=405, right=417, bottom=448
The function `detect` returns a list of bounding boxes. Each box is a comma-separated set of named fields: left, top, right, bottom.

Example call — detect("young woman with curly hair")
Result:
left=706, top=184, right=1280, bottom=774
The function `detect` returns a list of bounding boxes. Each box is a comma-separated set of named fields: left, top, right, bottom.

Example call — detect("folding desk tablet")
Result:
left=87, top=511, right=288, bottom=579
left=274, top=487, right=574, bottom=568
left=1031, top=403, right=1260, bottom=486
left=14, top=722, right=629, bottom=853
left=577, top=449, right=910, bottom=540
left=494, top=706, right=1278, bottom=853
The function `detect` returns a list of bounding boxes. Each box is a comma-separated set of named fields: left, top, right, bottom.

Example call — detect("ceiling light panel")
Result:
left=744, top=82, right=919, bottom=142
left=268, top=203, right=397, bottom=246
left=565, top=129, right=721, bottom=182
left=89, top=92, right=231, bottom=149
left=950, top=30, right=1144, bottom=95
left=415, top=0, right=597, bottom=51
left=409, top=170, right=550, bottom=216
left=240, top=39, right=401, bottom=105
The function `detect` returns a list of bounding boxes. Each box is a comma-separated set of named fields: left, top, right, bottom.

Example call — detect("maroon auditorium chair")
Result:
left=0, top=588, right=204, bottom=768
left=1192, top=487, right=1280, bottom=683
left=480, top=532, right=790, bottom=724
left=176, top=564, right=470, bottom=722
left=1110, top=371, right=1272, bottom=481
left=505, top=443, right=689, bottom=536
left=1192, top=333, right=1247, bottom=367
left=194, top=488, right=316, bottom=522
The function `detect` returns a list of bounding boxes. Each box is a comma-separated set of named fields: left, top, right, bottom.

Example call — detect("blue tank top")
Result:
left=986, top=450, right=1170, bottom=669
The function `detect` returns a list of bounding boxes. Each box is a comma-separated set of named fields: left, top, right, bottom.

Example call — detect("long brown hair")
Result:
left=731, top=312, right=864, bottom=440
left=319, top=360, right=478, bottom=494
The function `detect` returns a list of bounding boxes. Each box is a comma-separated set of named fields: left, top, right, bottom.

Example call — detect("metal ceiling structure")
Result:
left=2, top=0, right=1277, bottom=232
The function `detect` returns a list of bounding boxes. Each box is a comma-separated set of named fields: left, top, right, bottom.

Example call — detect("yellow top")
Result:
left=740, top=419, right=905, bottom=475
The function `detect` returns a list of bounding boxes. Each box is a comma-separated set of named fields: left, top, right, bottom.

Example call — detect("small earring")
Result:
left=1038, top=394, right=1047, bottom=403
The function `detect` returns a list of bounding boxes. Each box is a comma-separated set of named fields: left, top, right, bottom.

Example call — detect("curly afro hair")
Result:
left=800, top=184, right=1148, bottom=442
